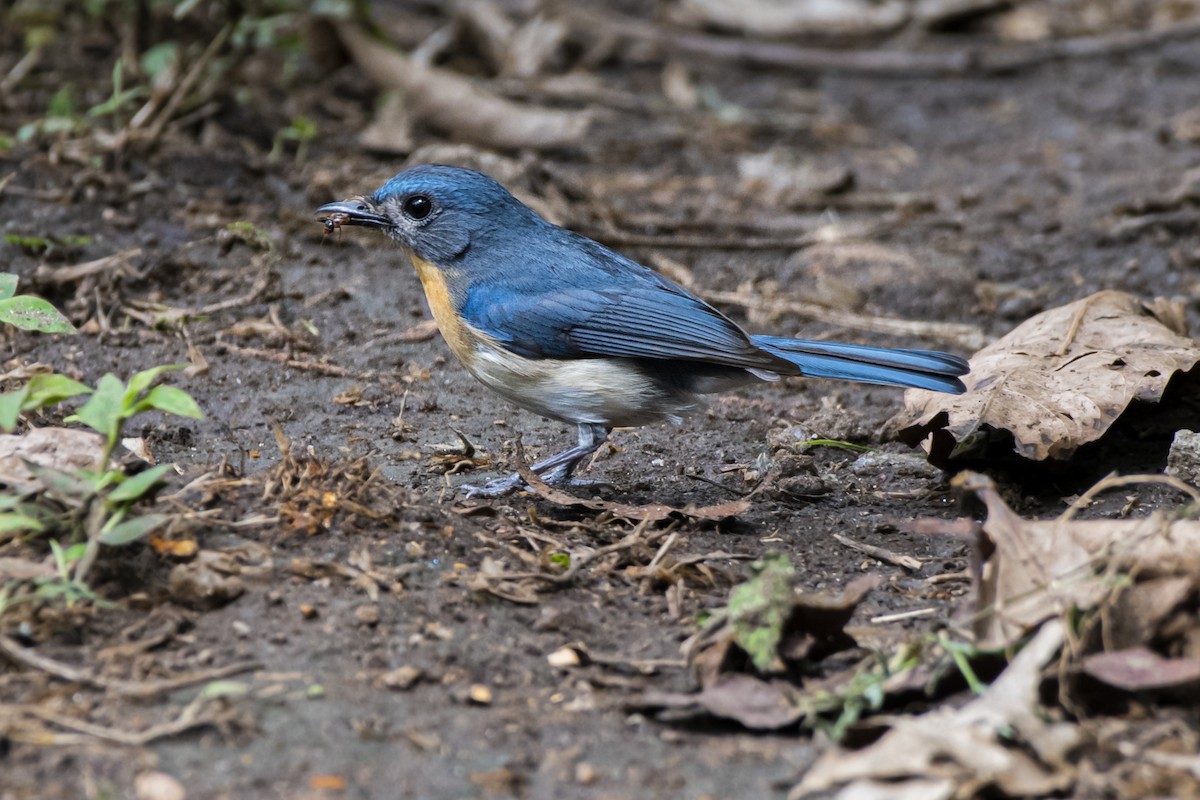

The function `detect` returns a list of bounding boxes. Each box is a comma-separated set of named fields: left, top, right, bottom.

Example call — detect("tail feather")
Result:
left=752, top=335, right=969, bottom=394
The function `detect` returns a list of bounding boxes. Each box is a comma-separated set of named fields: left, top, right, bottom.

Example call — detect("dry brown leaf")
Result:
left=950, top=472, right=1200, bottom=649
left=892, top=291, right=1200, bottom=462
left=0, top=557, right=56, bottom=581
left=0, top=427, right=105, bottom=490
left=791, top=621, right=1077, bottom=799
left=641, top=673, right=808, bottom=729
left=1082, top=647, right=1200, bottom=693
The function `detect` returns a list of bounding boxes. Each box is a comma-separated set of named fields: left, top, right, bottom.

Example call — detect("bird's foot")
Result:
left=460, top=473, right=526, bottom=499
left=459, top=471, right=609, bottom=499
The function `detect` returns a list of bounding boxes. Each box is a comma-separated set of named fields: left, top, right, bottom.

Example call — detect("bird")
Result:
left=318, top=165, right=969, bottom=497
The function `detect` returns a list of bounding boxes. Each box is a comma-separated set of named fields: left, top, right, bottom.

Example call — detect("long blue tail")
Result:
left=753, top=335, right=969, bottom=394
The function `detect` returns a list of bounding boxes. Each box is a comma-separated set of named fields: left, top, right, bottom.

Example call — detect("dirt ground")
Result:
left=2, top=2, right=1200, bottom=798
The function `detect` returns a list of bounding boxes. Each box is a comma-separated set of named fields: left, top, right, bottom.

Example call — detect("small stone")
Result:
left=134, top=771, right=186, bottom=800
left=467, top=684, right=492, bottom=705
left=355, top=604, right=380, bottom=626
left=167, top=563, right=243, bottom=611
left=1167, top=430, right=1200, bottom=486
left=575, top=763, right=597, bottom=785
left=231, top=620, right=251, bottom=638
left=299, top=603, right=318, bottom=620
left=379, top=665, right=422, bottom=691
left=849, top=450, right=942, bottom=482
left=546, top=646, right=582, bottom=668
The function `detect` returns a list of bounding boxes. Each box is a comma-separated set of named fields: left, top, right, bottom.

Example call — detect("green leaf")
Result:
left=124, top=364, right=186, bottom=406
left=0, top=387, right=30, bottom=431
left=141, top=42, right=178, bottom=79
left=67, top=373, right=125, bottom=439
left=727, top=553, right=796, bottom=673
left=0, top=274, right=18, bottom=300
left=61, top=542, right=89, bottom=562
left=199, top=680, right=249, bottom=699
left=0, top=296, right=76, bottom=333
left=48, top=86, right=74, bottom=118
left=106, top=463, right=174, bottom=503
left=25, top=373, right=92, bottom=407
left=0, top=494, right=31, bottom=511
left=98, top=513, right=167, bottom=545
left=0, top=512, right=45, bottom=533
left=23, top=460, right=98, bottom=500
left=136, top=385, right=203, bottom=420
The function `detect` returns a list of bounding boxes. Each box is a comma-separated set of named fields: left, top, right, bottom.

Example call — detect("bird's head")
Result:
left=317, top=164, right=537, bottom=265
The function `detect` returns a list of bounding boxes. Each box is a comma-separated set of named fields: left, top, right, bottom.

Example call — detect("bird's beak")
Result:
left=316, top=198, right=391, bottom=229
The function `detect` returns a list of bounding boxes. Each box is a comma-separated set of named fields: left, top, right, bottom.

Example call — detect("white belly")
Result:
left=467, top=346, right=696, bottom=427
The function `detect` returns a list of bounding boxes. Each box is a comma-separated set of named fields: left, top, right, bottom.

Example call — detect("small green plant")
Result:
left=0, top=365, right=203, bottom=584
left=269, top=116, right=316, bottom=164
left=0, top=273, right=76, bottom=333
left=5, top=234, right=92, bottom=257
left=0, top=372, right=91, bottom=432
left=727, top=552, right=795, bottom=672
left=16, top=85, right=83, bottom=142
left=86, top=60, right=146, bottom=124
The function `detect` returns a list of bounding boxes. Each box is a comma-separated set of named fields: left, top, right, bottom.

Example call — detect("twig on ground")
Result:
left=33, top=248, right=142, bottom=285
left=0, top=634, right=260, bottom=699
left=7, top=693, right=226, bottom=746
left=1057, top=472, right=1200, bottom=525
left=832, top=533, right=923, bottom=571
left=334, top=21, right=591, bottom=151
left=870, top=607, right=938, bottom=624
left=570, top=7, right=1200, bottom=77
left=139, top=23, right=233, bottom=147
left=219, top=344, right=372, bottom=380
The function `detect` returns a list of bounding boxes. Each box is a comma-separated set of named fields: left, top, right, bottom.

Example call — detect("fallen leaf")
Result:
left=642, top=672, right=808, bottom=730
left=946, top=472, right=1200, bottom=648
left=0, top=556, right=56, bottom=581
left=791, top=621, right=1078, bottom=799
left=149, top=536, right=199, bottom=558
left=893, top=291, right=1200, bottom=462
left=0, top=427, right=104, bottom=490
left=1081, top=647, right=1200, bottom=692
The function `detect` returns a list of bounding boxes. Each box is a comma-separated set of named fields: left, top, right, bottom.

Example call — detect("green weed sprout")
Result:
left=0, top=273, right=76, bottom=333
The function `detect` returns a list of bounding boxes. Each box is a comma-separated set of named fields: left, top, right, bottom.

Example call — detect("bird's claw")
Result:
left=459, top=472, right=609, bottom=499
left=460, top=474, right=526, bottom=499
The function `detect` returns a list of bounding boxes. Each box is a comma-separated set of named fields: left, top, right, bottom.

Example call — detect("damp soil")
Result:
left=2, top=6, right=1199, bottom=799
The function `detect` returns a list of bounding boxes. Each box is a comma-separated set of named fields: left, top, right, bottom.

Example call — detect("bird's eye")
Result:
left=403, top=195, right=433, bottom=220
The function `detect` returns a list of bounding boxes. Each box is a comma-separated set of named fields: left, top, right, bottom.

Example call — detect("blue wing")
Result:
left=458, top=233, right=792, bottom=373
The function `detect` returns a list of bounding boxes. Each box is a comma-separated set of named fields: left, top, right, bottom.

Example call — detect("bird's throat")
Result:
left=408, top=253, right=475, bottom=367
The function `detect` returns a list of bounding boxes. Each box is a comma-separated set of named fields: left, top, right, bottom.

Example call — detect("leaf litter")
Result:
left=895, top=291, right=1200, bottom=463
left=6, top=2, right=1200, bottom=796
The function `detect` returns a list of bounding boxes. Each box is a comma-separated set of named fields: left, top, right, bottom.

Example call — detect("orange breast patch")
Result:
left=409, top=254, right=475, bottom=367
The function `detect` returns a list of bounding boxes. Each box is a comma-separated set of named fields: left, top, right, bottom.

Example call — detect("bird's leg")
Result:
left=460, top=423, right=610, bottom=499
